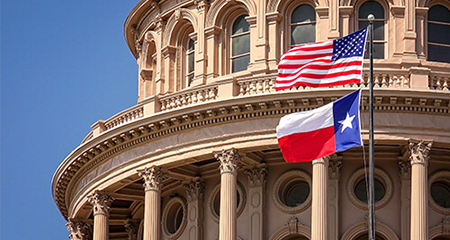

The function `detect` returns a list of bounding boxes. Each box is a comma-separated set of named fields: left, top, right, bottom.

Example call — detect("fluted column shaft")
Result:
left=311, top=157, right=329, bottom=240
left=88, top=192, right=114, bottom=240
left=409, top=140, right=432, bottom=240
left=215, top=149, right=240, bottom=240
left=138, top=167, right=166, bottom=240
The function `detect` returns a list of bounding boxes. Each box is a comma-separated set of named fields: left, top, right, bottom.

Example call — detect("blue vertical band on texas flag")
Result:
left=276, top=89, right=362, bottom=162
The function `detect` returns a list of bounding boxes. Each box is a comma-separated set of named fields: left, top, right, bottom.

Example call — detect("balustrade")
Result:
left=159, top=86, right=217, bottom=111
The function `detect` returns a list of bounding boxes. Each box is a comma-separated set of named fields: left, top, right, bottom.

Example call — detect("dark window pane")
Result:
left=188, top=39, right=194, bottom=50
left=431, top=182, right=450, bottom=208
left=284, top=181, right=310, bottom=207
left=373, top=43, right=384, bottom=59
left=188, top=53, right=194, bottom=72
left=354, top=179, right=385, bottom=203
left=358, top=21, right=384, bottom=40
left=428, top=23, right=450, bottom=45
left=428, top=44, right=450, bottom=63
left=291, top=24, right=316, bottom=46
left=232, top=15, right=249, bottom=35
left=291, top=4, right=316, bottom=23
left=428, top=5, right=450, bottom=23
left=232, top=34, right=250, bottom=56
left=359, top=1, right=384, bottom=19
left=232, top=55, right=250, bottom=72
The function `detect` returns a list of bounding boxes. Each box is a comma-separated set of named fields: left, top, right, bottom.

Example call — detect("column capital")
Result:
left=66, top=219, right=92, bottom=240
left=215, top=148, right=240, bottom=174
left=398, top=157, right=411, bottom=179
left=244, top=164, right=268, bottom=187
left=88, top=191, right=114, bottom=217
left=183, top=177, right=205, bottom=201
left=312, top=156, right=330, bottom=166
left=408, top=140, right=432, bottom=166
left=125, top=219, right=140, bottom=240
left=328, top=157, right=342, bottom=179
left=137, top=166, right=167, bottom=192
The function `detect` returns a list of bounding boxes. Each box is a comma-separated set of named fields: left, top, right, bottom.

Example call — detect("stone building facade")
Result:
left=52, top=0, right=450, bottom=239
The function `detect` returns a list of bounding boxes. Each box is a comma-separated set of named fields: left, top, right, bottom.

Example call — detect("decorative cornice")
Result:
left=137, top=167, right=167, bottom=192
left=66, top=220, right=91, bottom=240
left=215, top=148, right=240, bottom=174
left=408, top=140, right=432, bottom=166
left=244, top=164, right=268, bottom=187
left=87, top=191, right=114, bottom=217
left=183, top=177, right=205, bottom=201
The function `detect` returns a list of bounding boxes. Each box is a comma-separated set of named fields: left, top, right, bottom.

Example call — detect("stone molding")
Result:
left=66, top=219, right=92, bottom=240
left=272, top=170, right=312, bottom=214
left=244, top=164, right=268, bottom=187
left=429, top=216, right=450, bottom=239
left=428, top=170, right=450, bottom=215
left=340, top=217, right=399, bottom=240
left=161, top=196, right=188, bottom=239
left=328, top=156, right=342, bottom=179
left=53, top=90, right=450, bottom=219
left=87, top=191, right=115, bottom=217
left=137, top=167, right=167, bottom=192
left=268, top=216, right=311, bottom=240
left=215, top=148, right=240, bottom=174
left=408, top=140, right=432, bottom=166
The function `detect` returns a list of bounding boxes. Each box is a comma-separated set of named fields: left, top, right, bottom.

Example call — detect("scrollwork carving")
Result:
left=124, top=219, right=140, bottom=240
left=87, top=191, right=114, bottom=216
left=328, top=157, right=342, bottom=179
left=408, top=140, right=432, bottom=165
left=398, top=157, right=411, bottom=179
left=244, top=164, right=268, bottom=187
left=215, top=148, right=240, bottom=174
left=66, top=220, right=91, bottom=240
left=183, top=177, right=205, bottom=201
left=137, top=167, right=167, bottom=192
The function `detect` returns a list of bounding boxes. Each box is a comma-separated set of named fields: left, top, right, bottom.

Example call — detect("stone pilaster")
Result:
left=138, top=167, right=166, bottom=240
left=125, top=219, right=140, bottom=240
left=328, top=157, right=342, bottom=240
left=88, top=191, right=114, bottom=240
left=409, top=140, right=432, bottom=240
left=183, top=177, right=205, bottom=240
left=398, top=155, right=411, bottom=240
left=67, top=219, right=92, bottom=240
left=311, top=157, right=329, bottom=240
left=215, top=148, right=240, bottom=240
left=244, top=164, right=268, bottom=240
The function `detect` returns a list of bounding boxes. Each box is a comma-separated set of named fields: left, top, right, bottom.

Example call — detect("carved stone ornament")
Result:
left=244, top=164, right=268, bottom=187
left=87, top=191, right=115, bottom=216
left=215, top=148, right=240, bottom=174
left=408, top=140, right=432, bottom=165
left=195, top=0, right=209, bottom=11
left=124, top=219, right=140, bottom=240
left=398, top=157, right=411, bottom=179
left=66, top=220, right=92, bottom=240
left=137, top=166, right=167, bottom=192
left=183, top=177, right=205, bottom=201
left=328, top=157, right=342, bottom=179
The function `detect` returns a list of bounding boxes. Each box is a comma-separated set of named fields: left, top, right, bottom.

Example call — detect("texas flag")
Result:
left=276, top=89, right=362, bottom=162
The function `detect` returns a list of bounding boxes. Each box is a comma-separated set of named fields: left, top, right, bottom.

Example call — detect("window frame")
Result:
left=230, top=14, right=251, bottom=73
left=426, top=3, right=450, bottom=63
left=186, top=38, right=195, bottom=87
left=288, top=3, right=317, bottom=48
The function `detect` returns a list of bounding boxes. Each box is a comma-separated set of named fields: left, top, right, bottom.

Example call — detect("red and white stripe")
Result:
left=276, top=41, right=363, bottom=91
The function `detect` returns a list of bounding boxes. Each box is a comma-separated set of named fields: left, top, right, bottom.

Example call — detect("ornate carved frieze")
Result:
left=183, top=177, right=205, bottom=201
left=124, top=219, right=140, bottom=240
left=408, top=140, right=432, bottom=165
left=66, top=220, right=92, bottom=240
left=398, top=157, right=411, bottom=179
left=87, top=191, right=114, bottom=216
left=244, top=164, right=268, bottom=187
left=215, top=148, right=240, bottom=174
left=137, top=167, right=167, bottom=192
left=328, top=156, right=342, bottom=179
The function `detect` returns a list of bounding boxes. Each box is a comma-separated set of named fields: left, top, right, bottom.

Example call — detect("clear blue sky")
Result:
left=1, top=1, right=139, bottom=239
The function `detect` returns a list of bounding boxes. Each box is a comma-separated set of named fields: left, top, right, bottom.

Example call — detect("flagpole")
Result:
left=367, top=14, right=376, bottom=240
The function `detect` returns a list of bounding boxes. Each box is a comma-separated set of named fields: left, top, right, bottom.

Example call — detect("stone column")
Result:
left=125, top=219, right=140, bottom=240
left=409, top=140, right=432, bottom=240
left=328, top=157, right=342, bottom=240
left=183, top=177, right=205, bottom=240
left=398, top=155, right=411, bottom=240
left=138, top=167, right=166, bottom=240
left=88, top=191, right=115, bottom=240
left=311, top=157, right=329, bottom=240
left=66, top=219, right=92, bottom=240
left=244, top=164, right=268, bottom=240
left=215, top=149, right=240, bottom=240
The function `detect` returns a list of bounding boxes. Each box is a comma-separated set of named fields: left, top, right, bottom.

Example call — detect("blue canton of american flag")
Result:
left=276, top=27, right=368, bottom=91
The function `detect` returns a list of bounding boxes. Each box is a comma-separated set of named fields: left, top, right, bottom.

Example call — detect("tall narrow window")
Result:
left=186, top=38, right=195, bottom=86
left=290, top=4, right=316, bottom=47
left=428, top=5, right=450, bottom=63
left=231, top=15, right=250, bottom=73
left=358, top=1, right=385, bottom=59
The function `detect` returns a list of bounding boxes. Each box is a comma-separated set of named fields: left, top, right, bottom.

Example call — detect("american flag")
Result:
left=276, top=27, right=368, bottom=91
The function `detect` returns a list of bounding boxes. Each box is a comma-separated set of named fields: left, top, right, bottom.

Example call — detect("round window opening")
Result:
left=431, top=181, right=450, bottom=209
left=167, top=202, right=184, bottom=234
left=354, top=179, right=386, bottom=203
left=208, top=182, right=246, bottom=222
left=282, top=180, right=310, bottom=207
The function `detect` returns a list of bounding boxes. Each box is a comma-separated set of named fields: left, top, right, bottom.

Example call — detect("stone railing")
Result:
left=104, top=104, right=144, bottom=130
left=159, top=85, right=218, bottom=111
left=429, top=74, right=450, bottom=90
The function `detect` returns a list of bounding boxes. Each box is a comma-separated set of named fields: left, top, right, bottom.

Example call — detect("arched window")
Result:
left=358, top=1, right=386, bottom=59
left=231, top=15, right=250, bottom=73
left=290, top=4, right=316, bottom=47
left=427, top=5, right=450, bottom=63
left=186, top=38, right=195, bottom=86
